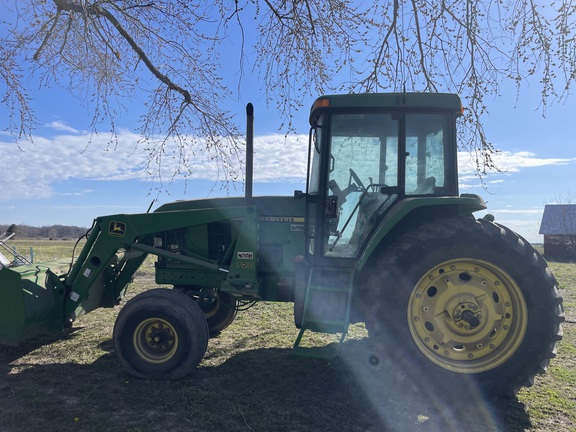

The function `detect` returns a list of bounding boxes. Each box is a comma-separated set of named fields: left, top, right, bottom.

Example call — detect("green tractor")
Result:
left=0, top=93, right=563, bottom=397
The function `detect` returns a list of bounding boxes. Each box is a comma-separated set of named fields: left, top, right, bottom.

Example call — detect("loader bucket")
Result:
left=0, top=261, right=69, bottom=346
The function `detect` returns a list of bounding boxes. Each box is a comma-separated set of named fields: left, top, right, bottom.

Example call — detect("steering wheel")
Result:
left=349, top=168, right=366, bottom=191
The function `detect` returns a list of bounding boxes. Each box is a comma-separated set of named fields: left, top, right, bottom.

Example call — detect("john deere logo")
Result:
left=109, top=222, right=126, bottom=237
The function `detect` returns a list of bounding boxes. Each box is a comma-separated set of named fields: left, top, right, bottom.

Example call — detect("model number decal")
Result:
left=237, top=252, right=254, bottom=260
left=235, top=261, right=255, bottom=269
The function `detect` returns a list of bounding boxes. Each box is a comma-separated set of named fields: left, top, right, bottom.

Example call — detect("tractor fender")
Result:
left=356, top=194, right=486, bottom=272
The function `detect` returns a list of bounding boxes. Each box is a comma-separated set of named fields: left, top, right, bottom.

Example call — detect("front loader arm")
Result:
left=63, top=207, right=250, bottom=322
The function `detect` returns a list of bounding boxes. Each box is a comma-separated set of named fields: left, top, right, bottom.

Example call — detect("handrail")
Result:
left=0, top=233, right=32, bottom=266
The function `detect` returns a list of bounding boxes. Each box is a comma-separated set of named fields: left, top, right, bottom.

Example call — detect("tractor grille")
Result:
left=207, top=222, right=232, bottom=261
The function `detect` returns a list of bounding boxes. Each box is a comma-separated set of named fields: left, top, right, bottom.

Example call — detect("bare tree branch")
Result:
left=1, top=0, right=575, bottom=186
left=33, top=10, right=62, bottom=60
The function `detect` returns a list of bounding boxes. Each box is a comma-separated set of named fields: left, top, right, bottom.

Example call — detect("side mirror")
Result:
left=294, top=190, right=306, bottom=199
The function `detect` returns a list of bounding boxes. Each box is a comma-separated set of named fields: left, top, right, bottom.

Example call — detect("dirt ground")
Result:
left=1, top=262, right=575, bottom=432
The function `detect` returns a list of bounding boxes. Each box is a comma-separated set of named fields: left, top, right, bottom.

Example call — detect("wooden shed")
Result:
left=539, top=204, right=576, bottom=261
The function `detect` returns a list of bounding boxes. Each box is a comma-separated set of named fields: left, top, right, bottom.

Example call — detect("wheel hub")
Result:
left=407, top=259, right=527, bottom=373
left=452, top=301, right=481, bottom=329
left=147, top=324, right=173, bottom=351
left=134, top=318, right=178, bottom=363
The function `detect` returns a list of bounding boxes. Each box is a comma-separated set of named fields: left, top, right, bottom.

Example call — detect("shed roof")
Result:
left=539, top=204, right=576, bottom=235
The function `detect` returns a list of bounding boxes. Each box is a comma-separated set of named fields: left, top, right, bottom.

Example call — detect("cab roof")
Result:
left=310, top=92, right=463, bottom=124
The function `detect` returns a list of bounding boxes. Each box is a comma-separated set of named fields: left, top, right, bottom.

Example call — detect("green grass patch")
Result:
left=1, top=240, right=576, bottom=431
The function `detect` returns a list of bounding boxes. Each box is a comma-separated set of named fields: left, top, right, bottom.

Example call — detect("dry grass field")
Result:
left=1, top=240, right=575, bottom=431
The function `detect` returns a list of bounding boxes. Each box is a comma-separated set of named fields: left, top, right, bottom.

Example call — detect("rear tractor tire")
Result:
left=177, top=288, right=238, bottom=337
left=113, top=289, right=209, bottom=380
left=198, top=292, right=237, bottom=337
left=363, top=216, right=564, bottom=397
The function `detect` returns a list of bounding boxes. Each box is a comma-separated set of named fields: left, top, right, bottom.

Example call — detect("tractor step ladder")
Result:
left=293, top=267, right=354, bottom=359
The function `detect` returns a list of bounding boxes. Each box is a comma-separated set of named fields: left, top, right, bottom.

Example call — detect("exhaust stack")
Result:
left=245, top=103, right=254, bottom=200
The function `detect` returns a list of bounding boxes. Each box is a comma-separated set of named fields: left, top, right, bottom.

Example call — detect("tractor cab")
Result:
left=303, top=93, right=462, bottom=264
left=293, top=93, right=464, bottom=352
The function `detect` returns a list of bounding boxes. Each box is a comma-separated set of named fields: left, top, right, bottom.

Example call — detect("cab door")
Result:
left=306, top=112, right=401, bottom=265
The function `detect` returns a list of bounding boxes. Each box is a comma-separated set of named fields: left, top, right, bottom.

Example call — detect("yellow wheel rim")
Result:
left=407, top=258, right=527, bottom=373
left=133, top=318, right=178, bottom=364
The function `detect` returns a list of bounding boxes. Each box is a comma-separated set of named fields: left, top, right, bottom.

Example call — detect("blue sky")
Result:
left=1, top=9, right=575, bottom=244
left=1, top=86, right=573, bottom=244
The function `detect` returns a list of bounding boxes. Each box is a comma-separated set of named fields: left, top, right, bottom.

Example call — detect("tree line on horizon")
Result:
left=1, top=224, right=89, bottom=240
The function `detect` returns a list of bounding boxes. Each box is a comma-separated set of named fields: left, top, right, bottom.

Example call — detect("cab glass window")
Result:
left=325, top=113, right=399, bottom=257
left=405, top=113, right=450, bottom=195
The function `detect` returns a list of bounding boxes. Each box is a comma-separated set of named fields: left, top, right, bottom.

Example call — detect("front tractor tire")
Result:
left=113, top=289, right=209, bottom=380
left=363, top=216, right=563, bottom=397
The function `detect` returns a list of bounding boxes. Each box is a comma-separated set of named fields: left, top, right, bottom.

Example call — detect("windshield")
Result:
left=324, top=111, right=453, bottom=258
left=325, top=113, right=399, bottom=257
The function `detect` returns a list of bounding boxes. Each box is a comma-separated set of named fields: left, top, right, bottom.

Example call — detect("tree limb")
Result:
left=51, top=0, right=191, bottom=104
left=33, top=10, right=62, bottom=60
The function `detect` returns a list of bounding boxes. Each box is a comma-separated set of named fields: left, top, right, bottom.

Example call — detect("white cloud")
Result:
left=4, top=128, right=569, bottom=205
left=55, top=189, right=95, bottom=197
left=0, top=131, right=308, bottom=202
left=458, top=151, right=575, bottom=175
left=493, top=208, right=543, bottom=214
left=45, top=120, right=81, bottom=134
left=493, top=151, right=575, bottom=171
left=252, top=134, right=307, bottom=182
left=458, top=150, right=575, bottom=189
